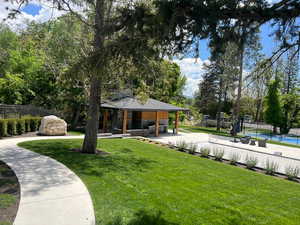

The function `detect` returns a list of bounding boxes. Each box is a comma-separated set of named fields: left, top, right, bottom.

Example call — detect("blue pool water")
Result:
left=247, top=133, right=300, bottom=145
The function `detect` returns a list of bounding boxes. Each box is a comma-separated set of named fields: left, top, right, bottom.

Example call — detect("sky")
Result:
left=0, top=1, right=281, bottom=97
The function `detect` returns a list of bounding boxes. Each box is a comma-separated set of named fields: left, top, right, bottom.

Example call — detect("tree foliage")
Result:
left=264, top=78, right=282, bottom=133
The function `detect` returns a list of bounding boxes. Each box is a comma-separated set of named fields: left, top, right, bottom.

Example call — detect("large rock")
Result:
left=39, top=115, right=67, bottom=136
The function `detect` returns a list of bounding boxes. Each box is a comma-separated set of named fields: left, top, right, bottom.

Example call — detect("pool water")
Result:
left=247, top=133, right=300, bottom=145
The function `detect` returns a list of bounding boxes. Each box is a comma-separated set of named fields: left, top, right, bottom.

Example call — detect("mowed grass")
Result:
left=0, top=162, right=19, bottom=225
left=19, top=139, right=300, bottom=225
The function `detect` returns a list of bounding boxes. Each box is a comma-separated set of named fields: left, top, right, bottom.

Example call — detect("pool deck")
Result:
left=150, top=132, right=300, bottom=175
left=247, top=132, right=300, bottom=145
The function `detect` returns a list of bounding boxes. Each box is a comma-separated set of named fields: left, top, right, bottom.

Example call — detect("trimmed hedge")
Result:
left=30, top=117, right=41, bottom=132
left=0, top=119, right=8, bottom=137
left=0, top=117, right=42, bottom=138
left=16, top=118, right=26, bottom=135
left=24, top=118, right=31, bottom=132
left=7, top=119, right=17, bottom=136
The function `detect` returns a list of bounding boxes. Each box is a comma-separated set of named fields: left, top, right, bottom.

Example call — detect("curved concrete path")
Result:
left=0, top=136, right=95, bottom=225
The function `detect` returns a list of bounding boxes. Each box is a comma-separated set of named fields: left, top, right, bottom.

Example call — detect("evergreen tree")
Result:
left=279, top=47, right=300, bottom=134
left=264, top=77, right=282, bottom=134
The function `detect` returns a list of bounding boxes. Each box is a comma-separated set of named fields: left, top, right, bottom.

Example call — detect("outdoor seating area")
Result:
left=100, top=96, right=188, bottom=137
left=233, top=136, right=267, bottom=148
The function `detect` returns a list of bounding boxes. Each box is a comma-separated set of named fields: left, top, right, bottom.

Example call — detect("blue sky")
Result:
left=22, top=3, right=42, bottom=16
left=196, top=22, right=278, bottom=60
left=18, top=3, right=280, bottom=97
left=20, top=3, right=278, bottom=60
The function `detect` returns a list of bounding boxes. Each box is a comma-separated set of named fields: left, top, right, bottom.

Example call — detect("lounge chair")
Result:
left=258, top=139, right=267, bottom=147
left=240, top=136, right=251, bottom=144
left=250, top=139, right=256, bottom=145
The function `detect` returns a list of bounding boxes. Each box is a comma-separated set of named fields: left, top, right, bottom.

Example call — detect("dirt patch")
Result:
left=0, top=161, right=20, bottom=225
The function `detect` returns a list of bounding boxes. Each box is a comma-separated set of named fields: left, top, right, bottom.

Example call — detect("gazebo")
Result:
left=100, top=97, right=188, bottom=137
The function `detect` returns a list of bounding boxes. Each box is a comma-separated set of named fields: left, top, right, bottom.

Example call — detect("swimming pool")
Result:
left=247, top=133, right=300, bottom=145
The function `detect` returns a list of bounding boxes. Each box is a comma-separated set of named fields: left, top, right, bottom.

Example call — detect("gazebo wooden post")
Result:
left=175, top=111, right=179, bottom=134
left=155, top=111, right=159, bottom=137
left=103, top=110, right=108, bottom=133
left=122, top=110, right=128, bottom=134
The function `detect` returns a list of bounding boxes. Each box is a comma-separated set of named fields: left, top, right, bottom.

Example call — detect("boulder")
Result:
left=39, top=115, right=67, bottom=136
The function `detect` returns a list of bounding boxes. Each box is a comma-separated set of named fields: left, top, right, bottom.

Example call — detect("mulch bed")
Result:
left=0, top=161, right=20, bottom=225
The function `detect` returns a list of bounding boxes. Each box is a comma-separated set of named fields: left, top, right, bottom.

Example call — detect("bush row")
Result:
left=172, top=140, right=300, bottom=181
left=0, top=117, right=41, bottom=138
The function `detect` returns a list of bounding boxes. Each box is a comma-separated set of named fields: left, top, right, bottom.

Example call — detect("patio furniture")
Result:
left=250, top=139, right=256, bottom=146
left=240, top=136, right=251, bottom=144
left=258, top=139, right=267, bottom=147
left=232, top=138, right=239, bottom=143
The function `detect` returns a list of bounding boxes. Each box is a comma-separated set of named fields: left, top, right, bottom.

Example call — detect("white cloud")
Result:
left=0, top=1, right=85, bottom=31
left=173, top=58, right=209, bottom=98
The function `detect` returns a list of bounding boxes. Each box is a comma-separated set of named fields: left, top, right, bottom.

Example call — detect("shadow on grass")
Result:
left=104, top=210, right=178, bottom=225
left=19, top=140, right=157, bottom=178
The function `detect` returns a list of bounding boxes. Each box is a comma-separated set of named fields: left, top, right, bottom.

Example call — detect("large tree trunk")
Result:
left=82, top=75, right=101, bottom=153
left=216, top=78, right=223, bottom=131
left=234, top=41, right=244, bottom=121
left=232, top=37, right=245, bottom=136
left=70, top=105, right=81, bottom=130
left=273, top=126, right=277, bottom=134
left=254, top=98, right=261, bottom=122
left=81, top=0, right=104, bottom=154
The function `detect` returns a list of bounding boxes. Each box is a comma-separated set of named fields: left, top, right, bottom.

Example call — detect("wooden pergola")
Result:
left=101, top=97, right=188, bottom=137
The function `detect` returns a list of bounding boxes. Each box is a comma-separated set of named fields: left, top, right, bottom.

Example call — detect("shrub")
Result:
left=187, top=143, right=198, bottom=154
left=265, top=159, right=279, bottom=175
left=24, top=118, right=31, bottom=132
left=212, top=147, right=224, bottom=161
left=229, top=153, right=241, bottom=165
left=245, top=155, right=258, bottom=170
left=285, top=165, right=300, bottom=180
left=0, top=119, right=8, bottom=137
left=6, top=119, right=17, bottom=136
left=176, top=140, right=188, bottom=152
left=16, top=118, right=26, bottom=135
left=30, top=117, right=41, bottom=132
left=199, top=146, right=210, bottom=158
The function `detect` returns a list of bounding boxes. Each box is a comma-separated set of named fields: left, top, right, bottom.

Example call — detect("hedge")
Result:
left=16, top=118, right=26, bottom=135
left=7, top=119, right=17, bottom=136
left=30, top=117, right=41, bottom=132
left=24, top=118, right=31, bottom=132
left=0, top=117, right=42, bottom=138
left=0, top=119, right=8, bottom=137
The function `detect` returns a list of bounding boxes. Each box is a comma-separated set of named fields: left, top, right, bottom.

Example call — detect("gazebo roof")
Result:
left=101, top=97, right=188, bottom=112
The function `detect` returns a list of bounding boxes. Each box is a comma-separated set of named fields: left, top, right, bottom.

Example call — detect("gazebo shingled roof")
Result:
left=101, top=97, right=188, bottom=112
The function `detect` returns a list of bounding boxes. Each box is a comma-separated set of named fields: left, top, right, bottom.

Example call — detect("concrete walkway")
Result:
left=0, top=136, right=95, bottom=225
left=151, top=132, right=300, bottom=175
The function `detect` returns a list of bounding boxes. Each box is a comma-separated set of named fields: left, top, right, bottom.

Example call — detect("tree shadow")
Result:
left=16, top=140, right=157, bottom=196
left=104, top=210, right=179, bottom=225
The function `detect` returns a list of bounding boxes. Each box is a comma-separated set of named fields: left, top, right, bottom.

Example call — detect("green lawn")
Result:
left=0, top=162, right=18, bottom=225
left=180, top=125, right=233, bottom=137
left=67, top=130, right=85, bottom=136
left=19, top=139, right=300, bottom=225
